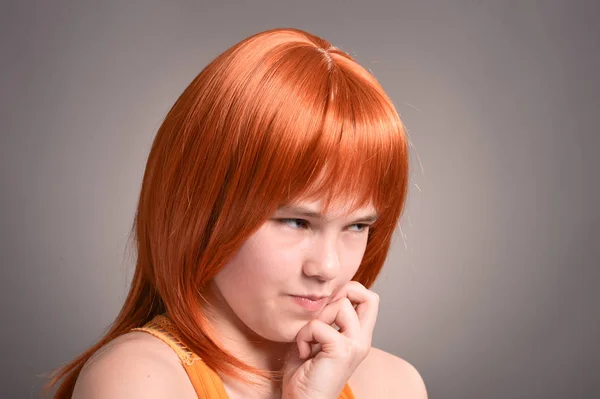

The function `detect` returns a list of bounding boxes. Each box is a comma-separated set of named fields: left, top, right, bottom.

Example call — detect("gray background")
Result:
left=1, top=1, right=598, bottom=398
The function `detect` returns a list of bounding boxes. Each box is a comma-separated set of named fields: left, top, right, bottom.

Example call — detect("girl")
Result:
left=42, top=27, right=427, bottom=398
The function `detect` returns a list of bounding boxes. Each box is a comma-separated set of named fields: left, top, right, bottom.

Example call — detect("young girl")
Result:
left=42, top=27, right=427, bottom=398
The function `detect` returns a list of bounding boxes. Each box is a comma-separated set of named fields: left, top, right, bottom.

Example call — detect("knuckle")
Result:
left=340, top=297, right=353, bottom=308
left=308, top=319, right=321, bottom=329
left=369, top=291, right=380, bottom=303
left=350, top=340, right=369, bottom=359
left=353, top=341, right=370, bottom=358
left=337, top=338, right=354, bottom=359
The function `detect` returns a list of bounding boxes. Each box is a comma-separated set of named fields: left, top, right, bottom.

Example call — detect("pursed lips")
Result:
left=289, top=294, right=330, bottom=311
left=291, top=294, right=330, bottom=301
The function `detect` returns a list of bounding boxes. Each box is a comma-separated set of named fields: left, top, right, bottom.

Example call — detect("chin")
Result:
left=254, top=318, right=307, bottom=343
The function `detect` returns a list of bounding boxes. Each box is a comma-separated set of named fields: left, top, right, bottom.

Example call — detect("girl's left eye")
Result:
left=348, top=223, right=369, bottom=233
left=277, top=218, right=309, bottom=229
left=276, top=219, right=369, bottom=233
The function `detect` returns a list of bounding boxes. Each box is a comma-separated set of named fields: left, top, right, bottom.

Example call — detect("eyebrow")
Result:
left=276, top=205, right=379, bottom=224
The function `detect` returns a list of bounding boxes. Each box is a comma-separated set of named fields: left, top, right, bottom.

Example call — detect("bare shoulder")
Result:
left=72, top=331, right=196, bottom=399
left=349, top=347, right=427, bottom=399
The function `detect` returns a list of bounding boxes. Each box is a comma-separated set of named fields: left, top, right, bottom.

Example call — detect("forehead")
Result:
left=279, top=198, right=377, bottom=218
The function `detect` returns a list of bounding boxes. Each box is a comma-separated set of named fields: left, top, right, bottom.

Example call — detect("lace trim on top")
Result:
left=131, top=314, right=202, bottom=366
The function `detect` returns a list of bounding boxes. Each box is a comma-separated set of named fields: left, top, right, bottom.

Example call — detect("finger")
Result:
left=296, top=319, right=343, bottom=358
left=317, top=297, right=361, bottom=339
left=307, top=342, right=322, bottom=359
left=334, top=281, right=379, bottom=332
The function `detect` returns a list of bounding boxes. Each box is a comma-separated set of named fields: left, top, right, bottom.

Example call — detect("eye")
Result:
left=348, top=223, right=370, bottom=233
left=276, top=218, right=309, bottom=229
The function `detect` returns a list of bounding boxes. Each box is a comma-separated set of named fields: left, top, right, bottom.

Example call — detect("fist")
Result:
left=282, top=281, right=380, bottom=399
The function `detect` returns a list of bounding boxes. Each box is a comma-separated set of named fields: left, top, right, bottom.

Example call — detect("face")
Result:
left=209, top=197, right=378, bottom=342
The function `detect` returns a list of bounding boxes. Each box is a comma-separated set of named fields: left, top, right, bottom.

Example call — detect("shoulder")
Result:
left=349, top=346, right=427, bottom=399
left=72, top=331, right=196, bottom=399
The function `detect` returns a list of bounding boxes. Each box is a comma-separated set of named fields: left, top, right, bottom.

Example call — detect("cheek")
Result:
left=339, top=235, right=369, bottom=276
left=243, top=228, right=305, bottom=279
left=217, top=233, right=297, bottom=292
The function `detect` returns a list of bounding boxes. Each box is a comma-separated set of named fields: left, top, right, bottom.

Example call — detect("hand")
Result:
left=281, top=281, right=379, bottom=399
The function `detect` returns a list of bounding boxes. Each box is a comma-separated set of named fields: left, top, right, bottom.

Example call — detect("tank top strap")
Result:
left=131, top=314, right=200, bottom=365
left=131, top=314, right=355, bottom=399
left=131, top=314, right=229, bottom=398
left=340, top=383, right=356, bottom=399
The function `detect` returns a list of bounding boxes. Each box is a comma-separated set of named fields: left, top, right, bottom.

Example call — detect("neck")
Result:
left=200, top=283, right=294, bottom=397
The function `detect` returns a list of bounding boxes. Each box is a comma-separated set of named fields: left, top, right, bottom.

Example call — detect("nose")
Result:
left=302, top=235, right=340, bottom=282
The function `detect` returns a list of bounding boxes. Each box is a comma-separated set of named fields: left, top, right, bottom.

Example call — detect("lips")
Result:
left=290, top=295, right=329, bottom=311
left=301, top=295, right=328, bottom=301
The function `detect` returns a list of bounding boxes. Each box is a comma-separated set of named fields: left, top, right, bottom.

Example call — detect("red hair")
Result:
left=42, top=27, right=410, bottom=397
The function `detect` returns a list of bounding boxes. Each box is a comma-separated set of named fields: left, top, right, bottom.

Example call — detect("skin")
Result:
left=72, top=197, right=428, bottom=398
left=205, top=198, right=378, bottom=398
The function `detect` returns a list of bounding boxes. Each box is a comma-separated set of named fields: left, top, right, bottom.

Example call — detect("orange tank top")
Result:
left=131, top=314, right=356, bottom=399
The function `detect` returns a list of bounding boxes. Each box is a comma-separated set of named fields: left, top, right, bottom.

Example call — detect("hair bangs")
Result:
left=272, top=56, right=408, bottom=223
left=210, top=31, right=407, bottom=231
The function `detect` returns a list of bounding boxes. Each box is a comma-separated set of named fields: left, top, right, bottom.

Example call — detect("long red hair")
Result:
left=41, top=27, right=410, bottom=397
